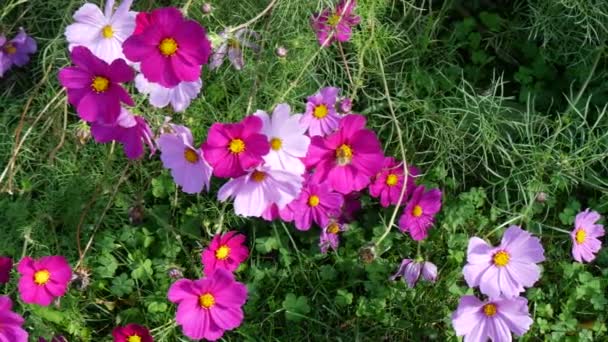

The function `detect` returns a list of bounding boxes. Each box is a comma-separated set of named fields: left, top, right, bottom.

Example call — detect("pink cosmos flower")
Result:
left=218, top=165, right=303, bottom=218
left=58, top=46, right=134, bottom=124
left=17, top=256, right=72, bottom=306
left=571, top=208, right=605, bottom=263
left=290, top=178, right=344, bottom=231
left=91, top=108, right=155, bottom=160
left=123, top=7, right=212, bottom=87
left=369, top=157, right=419, bottom=207
left=0, top=296, right=28, bottom=342
left=319, top=221, right=345, bottom=253
left=463, top=225, right=545, bottom=298
left=134, top=74, right=202, bottom=112
left=452, top=295, right=533, bottom=342
left=112, top=323, right=154, bottom=342
left=398, top=185, right=442, bottom=241
left=255, top=103, right=310, bottom=175
left=300, top=87, right=341, bottom=137
left=158, top=124, right=212, bottom=194
left=201, top=231, right=249, bottom=276
left=305, top=114, right=384, bottom=194
left=65, top=0, right=136, bottom=63
left=311, top=0, right=361, bottom=47
left=338, top=97, right=353, bottom=114
left=389, top=259, right=437, bottom=288
left=202, top=116, right=270, bottom=178
left=168, top=269, right=248, bottom=341
left=0, top=28, right=37, bottom=77
left=0, top=256, right=11, bottom=284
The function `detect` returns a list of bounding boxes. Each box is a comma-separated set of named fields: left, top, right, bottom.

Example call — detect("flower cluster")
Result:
left=0, top=28, right=37, bottom=78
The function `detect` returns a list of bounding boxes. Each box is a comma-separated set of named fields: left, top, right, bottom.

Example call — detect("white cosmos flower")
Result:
left=135, top=74, right=202, bottom=113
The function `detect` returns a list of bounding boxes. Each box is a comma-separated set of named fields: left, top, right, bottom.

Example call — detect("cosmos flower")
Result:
left=0, top=296, right=28, bottom=342
left=0, top=256, right=11, bottom=284
left=1, top=28, right=37, bottom=77
left=134, top=74, right=202, bottom=112
left=123, top=7, right=212, bottom=87
left=571, top=208, right=605, bottom=263
left=58, top=46, right=134, bottom=124
left=201, top=231, right=249, bottom=276
left=90, top=108, right=156, bottom=160
left=218, top=165, right=303, bottom=218
left=463, top=225, right=545, bottom=298
left=299, top=87, right=341, bottom=137
left=369, top=157, right=419, bottom=208
left=255, top=103, right=310, bottom=175
left=305, top=114, right=384, bottom=194
left=289, top=177, right=344, bottom=230
left=202, top=115, right=270, bottom=178
left=338, top=97, right=353, bottom=114
left=389, top=258, right=437, bottom=288
left=209, top=28, right=260, bottom=71
left=65, top=0, right=136, bottom=63
left=452, top=295, right=533, bottom=342
left=398, top=185, right=442, bottom=241
left=157, top=124, right=212, bottom=194
left=168, top=269, right=248, bottom=341
left=17, top=256, right=72, bottom=306
left=311, top=0, right=360, bottom=47
left=112, top=323, right=154, bottom=342
left=319, top=221, right=345, bottom=253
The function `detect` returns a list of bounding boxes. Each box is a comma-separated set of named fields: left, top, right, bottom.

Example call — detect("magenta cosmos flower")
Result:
left=300, top=87, right=341, bottom=137
left=201, top=231, right=249, bottom=276
left=311, top=0, right=361, bottom=47
left=112, top=323, right=154, bottom=342
left=91, top=108, right=155, bottom=160
left=305, top=114, right=384, bottom=194
left=463, top=225, right=545, bottom=298
left=58, top=46, right=134, bottom=124
left=319, top=221, right=345, bottom=253
left=571, top=208, right=605, bottom=263
left=123, top=7, right=212, bottom=87
left=0, top=28, right=37, bottom=76
left=17, top=256, right=72, bottom=306
left=158, top=124, right=212, bottom=194
left=290, top=177, right=344, bottom=230
left=65, top=0, right=136, bottom=63
left=0, top=256, right=11, bottom=284
left=168, top=269, right=248, bottom=341
left=390, top=259, right=437, bottom=288
left=218, top=165, right=303, bottom=218
left=0, top=296, right=28, bottom=342
left=369, top=157, right=419, bottom=208
left=452, top=295, right=533, bottom=342
left=398, top=185, right=442, bottom=241
left=202, top=115, right=270, bottom=178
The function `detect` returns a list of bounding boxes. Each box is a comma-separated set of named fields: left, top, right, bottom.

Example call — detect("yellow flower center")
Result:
left=386, top=174, right=398, bottom=186
left=270, top=137, right=282, bottom=151
left=251, top=170, right=266, bottom=183
left=34, top=269, right=51, bottom=285
left=327, top=14, right=341, bottom=27
left=228, top=138, right=246, bottom=154
left=215, top=245, right=231, bottom=260
left=308, top=195, right=320, bottom=207
left=412, top=205, right=423, bottom=217
left=493, top=250, right=510, bottom=267
left=159, top=38, right=178, bottom=56
left=227, top=37, right=240, bottom=49
left=127, top=335, right=141, bottom=342
left=327, top=222, right=340, bottom=234
left=101, top=25, right=114, bottom=39
left=3, top=43, right=16, bottom=54
left=483, top=303, right=497, bottom=317
left=184, top=148, right=199, bottom=163
left=313, top=104, right=329, bottom=119
left=91, top=76, right=110, bottom=93
left=199, top=293, right=215, bottom=309
left=336, top=144, right=353, bottom=165
left=575, top=228, right=586, bottom=244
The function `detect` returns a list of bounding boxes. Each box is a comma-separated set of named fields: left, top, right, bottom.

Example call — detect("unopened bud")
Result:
left=338, top=98, right=353, bottom=113
left=359, top=243, right=377, bottom=264
left=536, top=192, right=547, bottom=203
left=276, top=46, right=288, bottom=58
left=202, top=3, right=212, bottom=14
left=128, top=205, right=145, bottom=226
left=168, top=267, right=184, bottom=279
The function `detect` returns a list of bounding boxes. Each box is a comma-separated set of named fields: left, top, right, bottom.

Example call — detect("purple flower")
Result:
left=0, top=28, right=37, bottom=77
left=0, top=296, right=28, bottom=341
left=390, top=259, right=437, bottom=288
left=158, top=124, right=213, bottom=194
left=58, top=46, right=134, bottom=124
left=209, top=28, right=260, bottom=71
left=338, top=97, right=353, bottom=114
left=571, top=208, right=605, bottom=263
left=289, top=176, right=344, bottom=230
left=90, top=108, right=155, bottom=160
left=398, top=185, right=442, bottom=241
left=0, top=256, right=11, bottom=284
left=452, top=295, right=533, bottom=342
left=311, top=0, right=360, bottom=47
left=463, top=225, right=545, bottom=298
left=319, top=221, right=345, bottom=253
left=300, top=87, right=341, bottom=137
left=134, top=74, right=202, bottom=112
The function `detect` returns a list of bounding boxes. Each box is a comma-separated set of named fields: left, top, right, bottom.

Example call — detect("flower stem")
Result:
left=230, top=0, right=278, bottom=33
left=483, top=215, right=524, bottom=239
left=338, top=41, right=354, bottom=87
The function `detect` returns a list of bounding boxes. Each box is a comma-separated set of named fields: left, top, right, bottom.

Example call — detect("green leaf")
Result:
left=335, top=289, right=353, bottom=307
left=255, top=236, right=279, bottom=254
left=111, top=273, right=135, bottom=297
left=131, top=259, right=153, bottom=280
left=94, top=253, right=118, bottom=278
left=282, top=293, right=311, bottom=321
left=479, top=12, right=503, bottom=32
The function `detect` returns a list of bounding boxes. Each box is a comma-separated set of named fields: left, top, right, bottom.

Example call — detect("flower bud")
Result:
left=276, top=46, right=288, bottom=58
left=202, top=3, right=212, bottom=14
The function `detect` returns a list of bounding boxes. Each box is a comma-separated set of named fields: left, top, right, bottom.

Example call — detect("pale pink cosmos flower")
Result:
left=571, top=208, right=605, bottom=263
left=65, top=0, right=136, bottom=63
left=300, top=87, right=341, bottom=137
left=463, top=225, right=545, bottom=298
left=134, top=74, right=202, bottom=113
